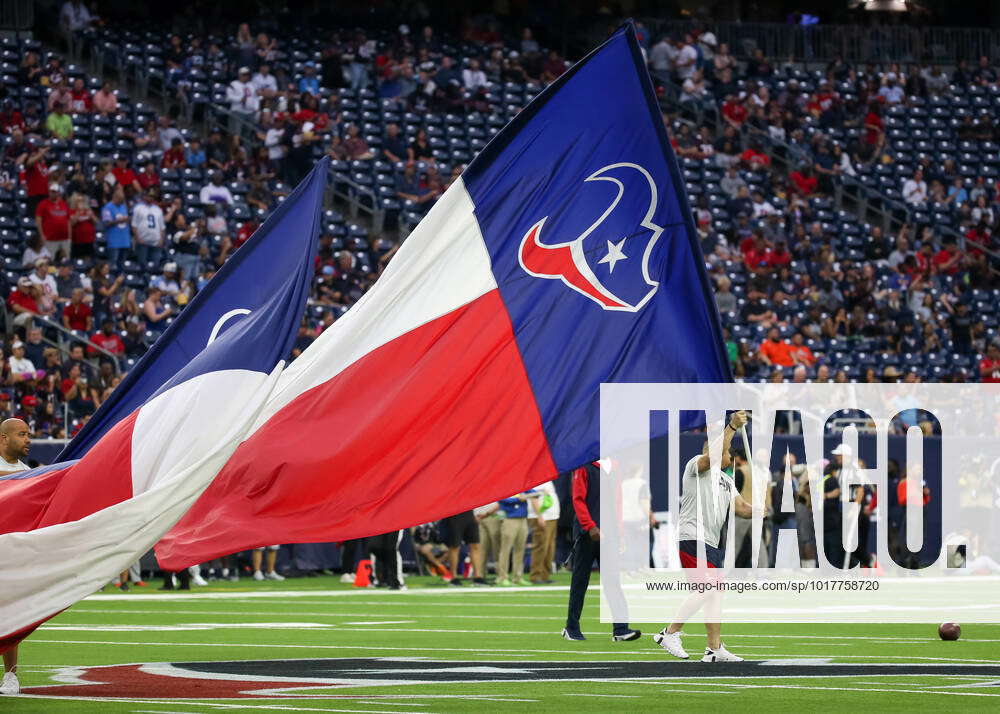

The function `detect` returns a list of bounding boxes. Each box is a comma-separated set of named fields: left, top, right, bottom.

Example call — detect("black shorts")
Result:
left=441, top=510, right=479, bottom=548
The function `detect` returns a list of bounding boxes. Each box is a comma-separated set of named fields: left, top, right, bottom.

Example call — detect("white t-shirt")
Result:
left=251, top=73, right=278, bottom=94
left=8, top=355, right=36, bottom=375
left=131, top=202, right=166, bottom=246
left=0, top=455, right=29, bottom=472
left=902, top=178, right=928, bottom=205
left=676, top=44, right=698, bottom=79
left=677, top=455, right=734, bottom=548
left=527, top=480, right=560, bottom=521
left=200, top=183, right=234, bottom=206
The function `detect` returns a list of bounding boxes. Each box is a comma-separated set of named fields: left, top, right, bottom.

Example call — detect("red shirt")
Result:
left=897, top=479, right=930, bottom=506
left=741, top=148, right=771, bottom=167
left=69, top=89, right=92, bottom=113
left=161, top=146, right=185, bottom=169
left=932, top=248, right=960, bottom=275
left=90, top=331, right=125, bottom=355
left=112, top=166, right=138, bottom=187
left=864, top=112, right=883, bottom=145
left=571, top=465, right=598, bottom=531
left=36, top=198, right=70, bottom=242
left=790, top=171, right=818, bottom=195
left=26, top=160, right=49, bottom=197
left=71, top=209, right=96, bottom=244
left=234, top=221, right=258, bottom=249
left=0, top=110, right=25, bottom=134
left=759, top=339, right=795, bottom=367
left=765, top=249, right=792, bottom=267
left=7, top=289, right=38, bottom=314
left=980, top=358, right=1000, bottom=383
left=137, top=170, right=160, bottom=189
left=744, top=247, right=769, bottom=271
left=63, top=302, right=91, bottom=331
left=789, top=344, right=816, bottom=366
left=722, top=100, right=747, bottom=125
left=915, top=251, right=934, bottom=276
left=965, top=228, right=991, bottom=258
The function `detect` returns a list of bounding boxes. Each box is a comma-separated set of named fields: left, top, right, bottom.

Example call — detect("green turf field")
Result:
left=6, top=572, right=1000, bottom=712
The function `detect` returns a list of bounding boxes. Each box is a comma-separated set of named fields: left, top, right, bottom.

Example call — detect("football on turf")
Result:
left=938, top=623, right=961, bottom=641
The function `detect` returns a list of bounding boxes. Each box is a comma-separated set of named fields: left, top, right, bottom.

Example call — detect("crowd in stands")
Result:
left=3, top=11, right=1000, bottom=450
left=645, top=28, right=1000, bottom=384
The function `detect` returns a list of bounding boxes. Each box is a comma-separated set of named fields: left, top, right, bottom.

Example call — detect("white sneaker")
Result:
left=265, top=571, right=285, bottom=581
left=253, top=570, right=265, bottom=581
left=653, top=629, right=689, bottom=659
left=340, top=573, right=355, bottom=584
left=702, top=643, right=743, bottom=662
left=191, top=573, right=209, bottom=587
left=0, top=671, right=19, bottom=695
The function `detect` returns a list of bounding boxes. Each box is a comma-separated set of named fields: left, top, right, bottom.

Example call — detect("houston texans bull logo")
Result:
left=518, top=162, right=663, bottom=312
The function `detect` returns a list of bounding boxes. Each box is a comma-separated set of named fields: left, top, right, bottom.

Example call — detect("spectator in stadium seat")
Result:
left=200, top=172, right=234, bottom=207
left=141, top=287, right=173, bottom=333
left=161, top=138, right=186, bottom=170
left=745, top=48, right=773, bottom=79
left=719, top=166, right=746, bottom=198
left=758, top=328, right=795, bottom=368
left=68, top=77, right=91, bottom=114
left=46, top=81, right=72, bottom=114
left=789, top=164, right=818, bottom=197
left=185, top=137, right=207, bottom=169
left=151, top=263, right=184, bottom=300
left=36, top=184, right=71, bottom=260
left=788, top=332, right=816, bottom=366
left=381, top=122, right=406, bottom=164
left=92, top=80, right=118, bottom=116
left=298, top=62, right=321, bottom=96
left=344, top=124, right=374, bottom=160
left=61, top=287, right=92, bottom=333
left=89, top=319, right=125, bottom=359
left=933, top=236, right=963, bottom=276
left=252, top=63, right=278, bottom=99
left=8, top=277, right=39, bottom=329
left=44, top=104, right=73, bottom=141
left=980, top=343, right=1000, bottom=382
left=111, top=155, right=141, bottom=198
left=721, top=93, right=747, bottom=129
left=461, top=58, right=487, bottom=91
left=714, top=276, right=737, bottom=314
left=902, top=169, right=928, bottom=207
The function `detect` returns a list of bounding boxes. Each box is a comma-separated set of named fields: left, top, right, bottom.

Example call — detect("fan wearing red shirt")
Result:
left=161, top=138, right=186, bottom=169
left=864, top=104, right=884, bottom=147
left=740, top=146, right=771, bottom=169
left=111, top=155, right=141, bottom=196
left=965, top=223, right=992, bottom=259
left=758, top=328, right=795, bottom=367
left=789, top=167, right=818, bottom=196
left=137, top=161, right=161, bottom=190
left=35, top=184, right=70, bottom=257
left=897, top=475, right=931, bottom=507
left=788, top=332, right=816, bottom=366
left=7, top=277, right=39, bottom=327
left=62, top=288, right=92, bottom=332
left=89, top=319, right=125, bottom=357
left=932, top=238, right=963, bottom=275
left=981, top=344, right=1000, bottom=383
left=721, top=95, right=748, bottom=127
left=69, top=78, right=93, bottom=113
left=24, top=144, right=50, bottom=214
left=765, top=241, right=792, bottom=268
left=233, top=220, right=259, bottom=250
left=0, top=103, right=25, bottom=134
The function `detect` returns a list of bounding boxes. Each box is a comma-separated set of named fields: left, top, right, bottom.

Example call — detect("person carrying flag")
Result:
left=0, top=418, right=31, bottom=695
left=653, top=410, right=750, bottom=662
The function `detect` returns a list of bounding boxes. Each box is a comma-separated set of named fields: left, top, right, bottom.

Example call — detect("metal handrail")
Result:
left=30, top=314, right=122, bottom=375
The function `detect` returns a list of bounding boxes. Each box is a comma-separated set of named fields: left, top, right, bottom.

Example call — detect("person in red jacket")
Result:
left=562, top=462, right=640, bottom=643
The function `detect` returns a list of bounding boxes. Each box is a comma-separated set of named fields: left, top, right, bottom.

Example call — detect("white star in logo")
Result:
left=598, top=238, right=628, bottom=273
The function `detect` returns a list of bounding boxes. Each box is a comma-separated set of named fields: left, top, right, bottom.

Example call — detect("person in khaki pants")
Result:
left=496, top=491, right=538, bottom=586
left=528, top=480, right=560, bottom=583
left=475, top=502, right=501, bottom=576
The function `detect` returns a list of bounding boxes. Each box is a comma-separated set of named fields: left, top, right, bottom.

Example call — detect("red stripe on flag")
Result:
left=0, top=411, right=138, bottom=535
left=157, top=289, right=557, bottom=568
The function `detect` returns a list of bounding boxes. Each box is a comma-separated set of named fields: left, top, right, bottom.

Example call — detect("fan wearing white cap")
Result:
left=151, top=262, right=183, bottom=299
left=227, top=66, right=259, bottom=117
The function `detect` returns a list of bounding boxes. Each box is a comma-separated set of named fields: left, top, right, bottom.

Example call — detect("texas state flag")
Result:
left=0, top=158, right=327, bottom=646
left=155, top=23, right=731, bottom=567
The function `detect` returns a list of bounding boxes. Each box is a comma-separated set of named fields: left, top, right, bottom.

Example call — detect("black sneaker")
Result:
left=450, top=577, right=464, bottom=586
left=472, top=577, right=489, bottom=586
left=612, top=628, right=642, bottom=642
left=561, top=628, right=586, bottom=641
